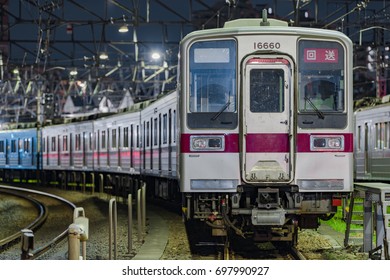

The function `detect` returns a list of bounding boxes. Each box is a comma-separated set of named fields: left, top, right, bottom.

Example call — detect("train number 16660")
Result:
left=254, top=42, right=281, bottom=50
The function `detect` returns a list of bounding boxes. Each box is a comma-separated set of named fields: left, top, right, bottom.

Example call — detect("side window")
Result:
left=154, top=118, right=158, bottom=146
left=173, top=110, right=176, bottom=143
left=101, top=130, right=106, bottom=149
left=163, top=114, right=167, bottom=144
left=146, top=121, right=150, bottom=147
left=11, top=139, right=16, bottom=153
left=24, top=138, right=30, bottom=153
left=357, top=125, right=361, bottom=151
left=63, top=135, right=68, bottom=152
left=51, top=136, right=56, bottom=152
left=75, top=134, right=81, bottom=151
left=0, top=140, right=4, bottom=153
left=112, top=129, right=117, bottom=148
left=124, top=127, right=129, bottom=148
left=136, top=125, right=140, bottom=148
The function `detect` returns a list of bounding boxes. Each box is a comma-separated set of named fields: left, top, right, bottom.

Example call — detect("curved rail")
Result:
left=0, top=185, right=76, bottom=259
left=0, top=189, right=48, bottom=250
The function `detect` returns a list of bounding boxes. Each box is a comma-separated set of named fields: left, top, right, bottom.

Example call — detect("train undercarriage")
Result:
left=183, top=186, right=343, bottom=245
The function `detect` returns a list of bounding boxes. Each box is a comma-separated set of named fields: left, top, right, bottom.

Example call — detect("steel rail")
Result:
left=0, top=185, right=76, bottom=259
left=0, top=189, right=48, bottom=250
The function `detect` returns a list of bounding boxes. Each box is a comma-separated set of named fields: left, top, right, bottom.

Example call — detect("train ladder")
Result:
left=344, top=191, right=364, bottom=247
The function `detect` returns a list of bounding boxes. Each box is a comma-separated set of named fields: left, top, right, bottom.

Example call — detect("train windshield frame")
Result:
left=297, top=39, right=347, bottom=128
left=187, top=39, right=237, bottom=129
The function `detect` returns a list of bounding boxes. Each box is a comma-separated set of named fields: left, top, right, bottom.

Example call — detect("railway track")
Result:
left=191, top=239, right=306, bottom=260
left=0, top=185, right=76, bottom=259
left=0, top=189, right=48, bottom=251
left=186, top=221, right=306, bottom=260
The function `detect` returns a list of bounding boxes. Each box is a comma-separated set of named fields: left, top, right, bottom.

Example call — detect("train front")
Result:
left=178, top=18, right=353, bottom=242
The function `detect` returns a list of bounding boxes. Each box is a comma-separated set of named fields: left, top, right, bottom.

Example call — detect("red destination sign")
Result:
left=304, top=48, right=338, bottom=63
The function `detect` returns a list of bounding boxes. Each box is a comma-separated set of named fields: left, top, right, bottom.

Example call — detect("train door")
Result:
left=242, top=57, right=293, bottom=183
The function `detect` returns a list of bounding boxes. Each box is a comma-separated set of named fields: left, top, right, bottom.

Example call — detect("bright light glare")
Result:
left=151, top=52, right=161, bottom=60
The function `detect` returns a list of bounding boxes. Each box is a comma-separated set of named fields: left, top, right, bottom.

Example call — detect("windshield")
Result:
left=187, top=40, right=237, bottom=129
left=298, top=40, right=345, bottom=113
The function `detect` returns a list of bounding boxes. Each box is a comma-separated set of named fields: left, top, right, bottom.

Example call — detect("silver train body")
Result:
left=2, top=17, right=354, bottom=241
left=355, top=103, right=390, bottom=181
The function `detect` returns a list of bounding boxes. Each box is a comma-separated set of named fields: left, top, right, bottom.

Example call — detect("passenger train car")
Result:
left=0, top=15, right=354, bottom=243
left=178, top=17, right=353, bottom=240
left=355, top=102, right=390, bottom=181
left=0, top=127, right=38, bottom=183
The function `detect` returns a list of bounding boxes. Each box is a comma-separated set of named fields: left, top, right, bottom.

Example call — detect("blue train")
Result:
left=0, top=126, right=39, bottom=184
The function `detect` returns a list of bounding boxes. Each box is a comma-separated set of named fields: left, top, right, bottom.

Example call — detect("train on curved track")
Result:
left=0, top=15, right=356, bottom=244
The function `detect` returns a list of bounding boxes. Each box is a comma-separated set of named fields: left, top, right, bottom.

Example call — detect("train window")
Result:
left=188, top=40, right=237, bottom=129
left=163, top=114, right=167, bottom=144
left=89, top=132, right=93, bottom=150
left=112, top=129, right=117, bottom=148
left=10, top=140, right=16, bottom=153
left=375, top=123, right=380, bottom=149
left=63, top=135, right=68, bottom=152
left=386, top=122, right=390, bottom=149
left=136, top=125, right=140, bottom=148
left=75, top=134, right=81, bottom=151
left=357, top=125, right=361, bottom=151
left=154, top=118, right=158, bottom=146
left=130, top=125, right=134, bottom=148
left=19, top=139, right=23, bottom=151
left=376, top=122, right=386, bottom=149
left=124, top=127, right=129, bottom=148
left=0, top=140, right=4, bottom=153
left=250, top=69, right=284, bottom=112
left=101, top=130, right=106, bottom=149
left=11, top=140, right=16, bottom=153
left=173, top=110, right=176, bottom=143
left=298, top=40, right=344, bottom=113
left=51, top=137, right=56, bottom=152
left=146, top=121, right=150, bottom=147
left=24, top=139, right=30, bottom=153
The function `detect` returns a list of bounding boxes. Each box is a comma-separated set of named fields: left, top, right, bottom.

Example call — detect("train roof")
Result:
left=0, top=122, right=37, bottom=131
left=181, top=16, right=352, bottom=46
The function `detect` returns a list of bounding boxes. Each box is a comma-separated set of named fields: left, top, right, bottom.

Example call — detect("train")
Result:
left=0, top=14, right=354, bottom=244
left=354, top=102, right=390, bottom=181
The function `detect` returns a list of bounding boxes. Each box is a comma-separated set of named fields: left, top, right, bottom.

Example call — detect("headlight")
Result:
left=190, top=135, right=224, bottom=151
left=310, top=135, right=344, bottom=151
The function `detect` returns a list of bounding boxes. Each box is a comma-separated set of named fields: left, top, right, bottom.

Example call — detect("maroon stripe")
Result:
left=181, top=132, right=353, bottom=153
left=297, top=133, right=353, bottom=153
left=246, top=133, right=289, bottom=152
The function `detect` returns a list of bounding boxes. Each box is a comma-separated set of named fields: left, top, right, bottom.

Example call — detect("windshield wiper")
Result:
left=211, top=100, right=231, bottom=121
left=304, top=97, right=325, bottom=119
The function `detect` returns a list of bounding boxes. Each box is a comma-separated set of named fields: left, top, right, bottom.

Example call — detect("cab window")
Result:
left=188, top=39, right=237, bottom=129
